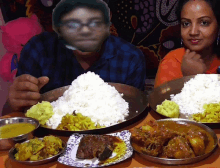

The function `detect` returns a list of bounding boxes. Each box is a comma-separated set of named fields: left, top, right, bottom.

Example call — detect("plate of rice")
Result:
left=149, top=74, right=220, bottom=127
left=25, top=72, right=148, bottom=136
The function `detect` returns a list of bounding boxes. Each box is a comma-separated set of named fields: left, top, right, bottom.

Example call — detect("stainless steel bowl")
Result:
left=0, top=117, right=40, bottom=150
left=8, top=138, right=66, bottom=165
left=132, top=118, right=218, bottom=165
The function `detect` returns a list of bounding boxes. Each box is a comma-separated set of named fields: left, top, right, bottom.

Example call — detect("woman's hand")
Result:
left=181, top=49, right=207, bottom=76
left=8, top=74, right=49, bottom=112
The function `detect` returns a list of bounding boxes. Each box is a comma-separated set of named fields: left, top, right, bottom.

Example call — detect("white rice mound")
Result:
left=46, top=71, right=129, bottom=129
left=170, top=74, right=220, bottom=117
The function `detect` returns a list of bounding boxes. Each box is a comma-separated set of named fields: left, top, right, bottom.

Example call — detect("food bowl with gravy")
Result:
left=0, top=117, right=40, bottom=150
left=8, top=136, right=66, bottom=165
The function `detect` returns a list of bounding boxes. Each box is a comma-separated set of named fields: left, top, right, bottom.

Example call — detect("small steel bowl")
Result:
left=0, top=117, right=40, bottom=150
left=8, top=138, right=66, bottom=165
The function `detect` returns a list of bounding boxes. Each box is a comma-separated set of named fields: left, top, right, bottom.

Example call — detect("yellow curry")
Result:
left=0, top=123, right=35, bottom=139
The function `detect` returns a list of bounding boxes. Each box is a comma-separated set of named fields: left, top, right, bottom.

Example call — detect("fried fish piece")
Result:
left=76, top=135, right=118, bottom=160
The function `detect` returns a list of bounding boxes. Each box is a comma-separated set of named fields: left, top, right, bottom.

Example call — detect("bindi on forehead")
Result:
left=182, top=1, right=215, bottom=18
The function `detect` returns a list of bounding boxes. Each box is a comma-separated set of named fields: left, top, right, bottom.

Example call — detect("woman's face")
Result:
left=181, top=0, right=219, bottom=53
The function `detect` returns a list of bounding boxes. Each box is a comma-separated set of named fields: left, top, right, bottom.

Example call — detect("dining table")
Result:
left=0, top=108, right=220, bottom=168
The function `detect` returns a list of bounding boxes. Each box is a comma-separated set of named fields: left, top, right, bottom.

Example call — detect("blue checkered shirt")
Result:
left=17, top=32, right=146, bottom=94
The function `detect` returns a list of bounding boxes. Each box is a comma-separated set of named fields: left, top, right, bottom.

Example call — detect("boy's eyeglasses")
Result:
left=60, top=20, right=105, bottom=32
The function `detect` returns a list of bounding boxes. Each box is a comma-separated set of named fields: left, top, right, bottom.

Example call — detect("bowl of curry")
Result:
left=0, top=117, right=40, bottom=150
left=130, top=119, right=218, bottom=165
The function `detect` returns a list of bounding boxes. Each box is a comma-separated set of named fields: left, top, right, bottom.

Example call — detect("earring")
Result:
left=217, top=34, right=220, bottom=46
left=181, top=39, right=183, bottom=46
left=217, top=30, right=220, bottom=46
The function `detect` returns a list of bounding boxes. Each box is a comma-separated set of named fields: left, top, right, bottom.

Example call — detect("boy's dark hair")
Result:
left=175, top=0, right=220, bottom=26
left=52, top=0, right=110, bottom=29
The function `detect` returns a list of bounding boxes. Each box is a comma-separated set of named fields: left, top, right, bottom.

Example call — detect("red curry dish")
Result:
left=131, top=120, right=215, bottom=159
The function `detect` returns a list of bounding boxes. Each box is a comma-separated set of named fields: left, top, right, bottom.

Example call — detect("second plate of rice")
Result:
left=149, top=74, right=220, bottom=127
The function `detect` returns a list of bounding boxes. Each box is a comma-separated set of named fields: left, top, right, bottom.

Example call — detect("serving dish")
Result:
left=32, top=83, right=148, bottom=136
left=0, top=117, right=39, bottom=150
left=58, top=130, right=133, bottom=167
left=8, top=137, right=66, bottom=165
left=149, top=75, right=220, bottom=127
left=131, top=118, right=218, bottom=165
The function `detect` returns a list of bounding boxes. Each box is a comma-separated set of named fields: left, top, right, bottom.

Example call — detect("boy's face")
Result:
left=59, top=7, right=110, bottom=52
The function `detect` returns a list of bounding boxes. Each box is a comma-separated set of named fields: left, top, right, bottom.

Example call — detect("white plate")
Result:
left=58, top=130, right=133, bottom=167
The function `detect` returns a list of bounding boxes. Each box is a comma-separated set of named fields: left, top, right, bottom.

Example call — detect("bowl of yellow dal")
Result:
left=0, top=117, right=39, bottom=150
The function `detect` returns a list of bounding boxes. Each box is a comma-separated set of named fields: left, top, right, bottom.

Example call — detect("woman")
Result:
left=154, top=0, right=220, bottom=88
